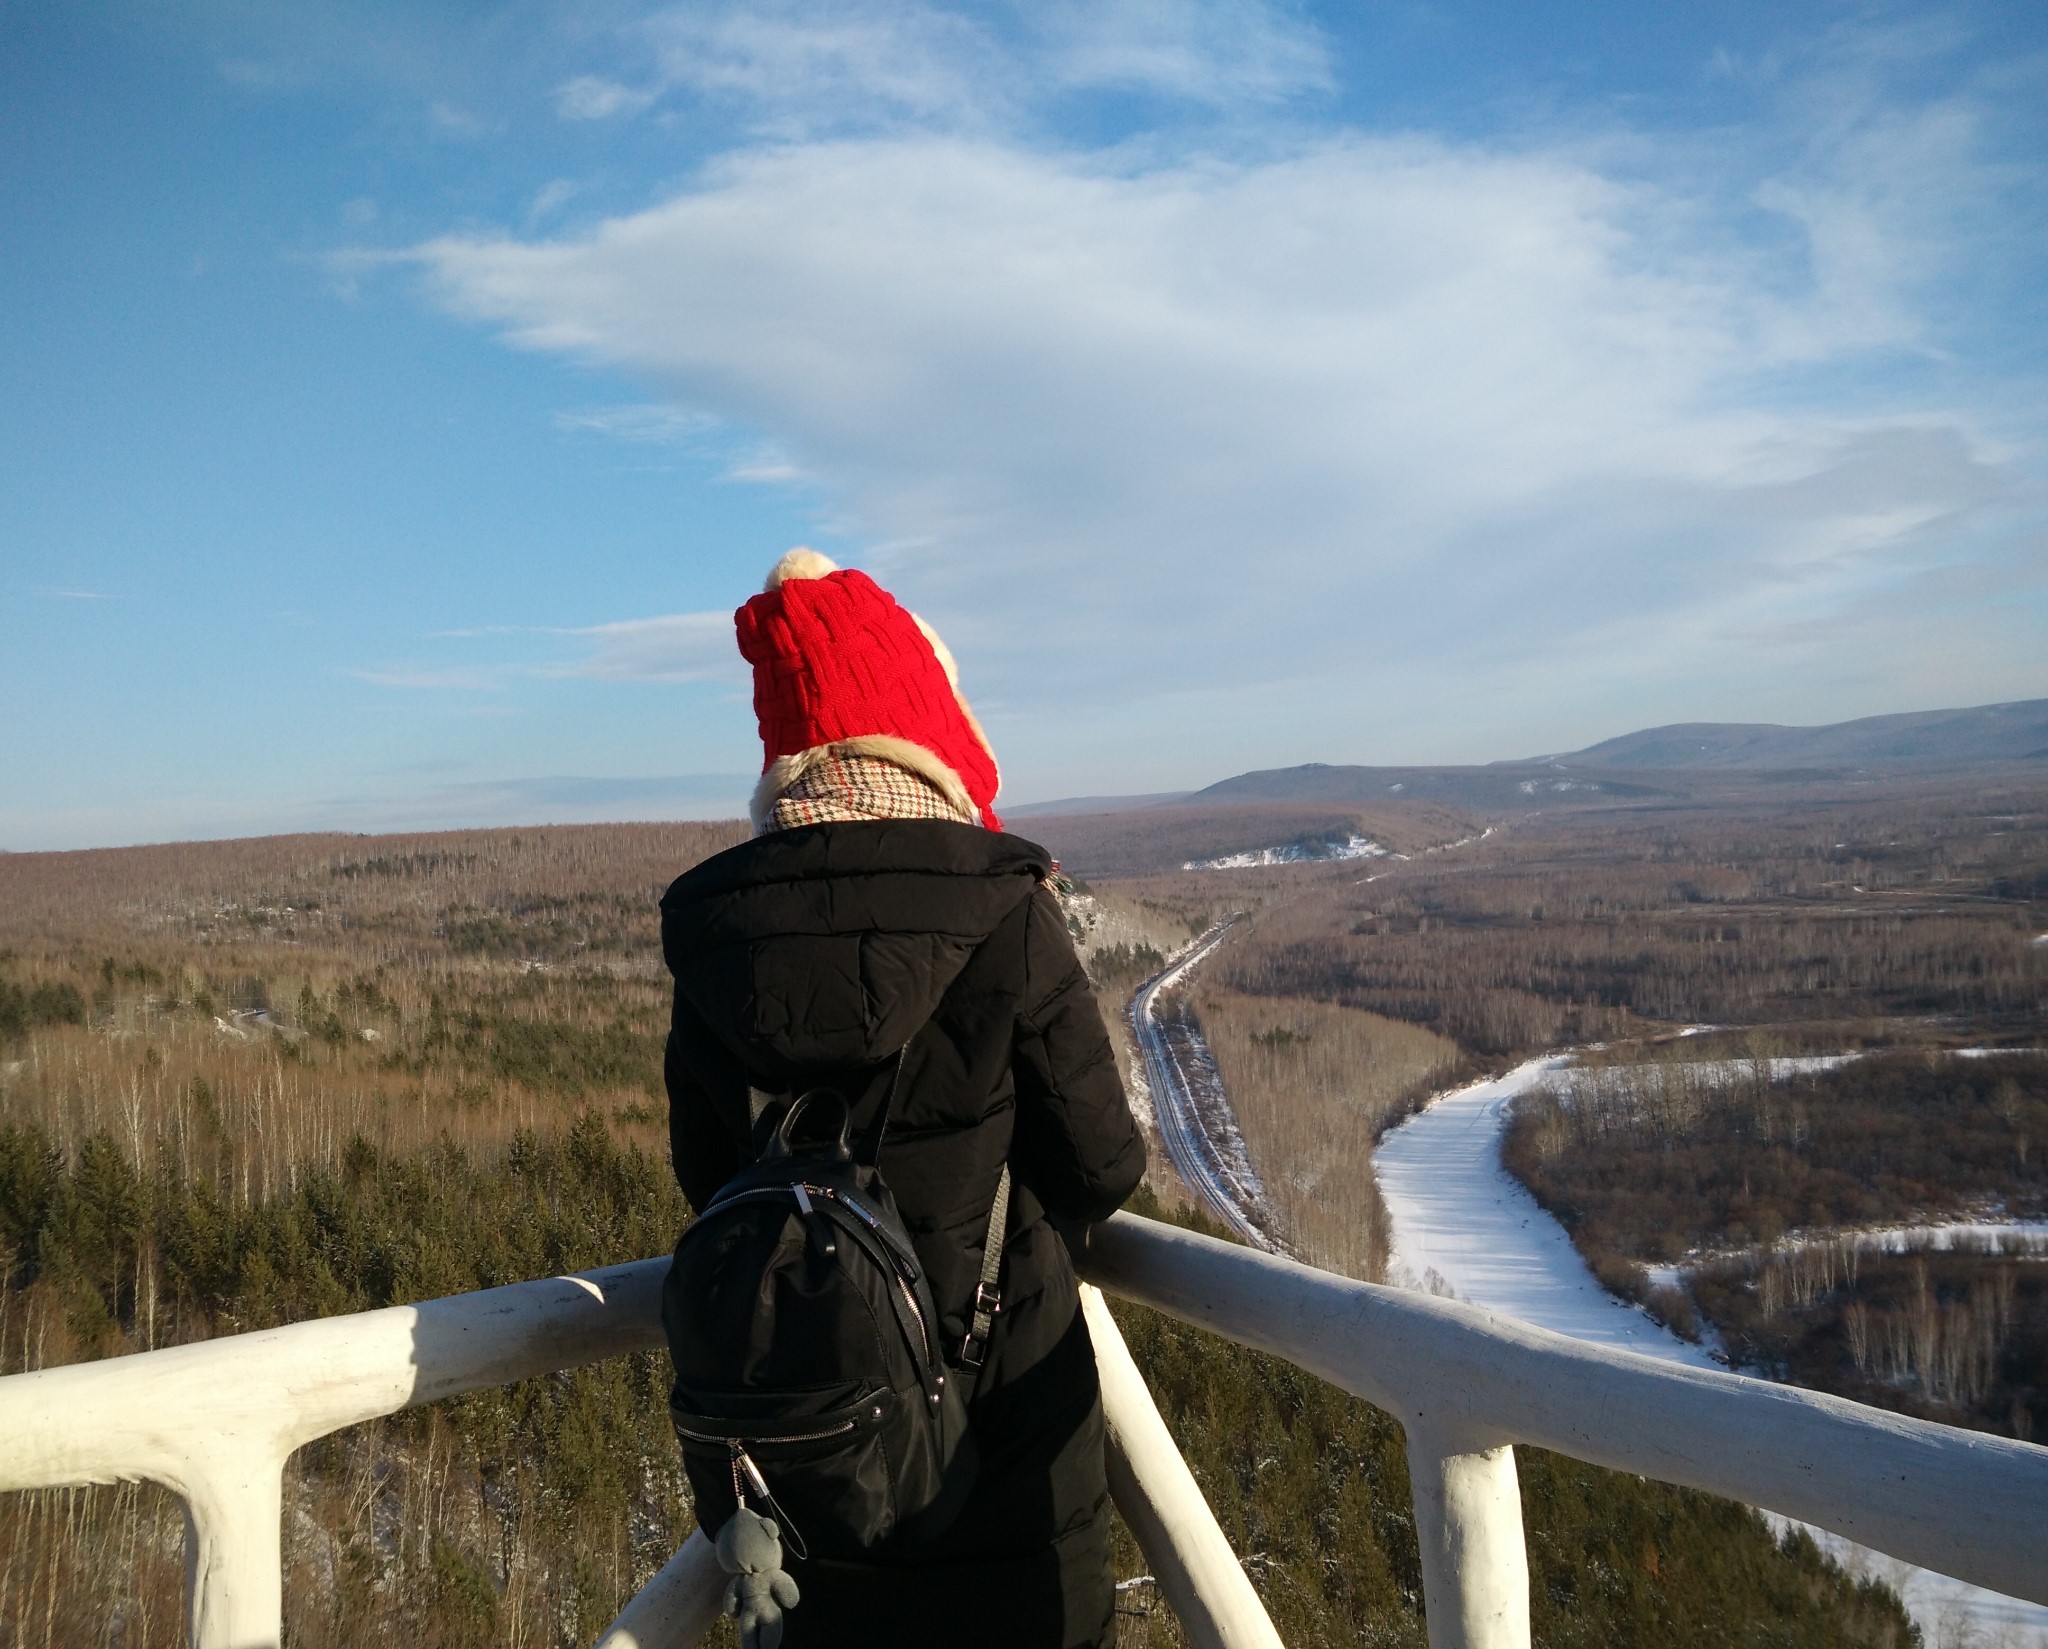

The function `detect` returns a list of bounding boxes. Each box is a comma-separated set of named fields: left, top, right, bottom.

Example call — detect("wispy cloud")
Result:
left=428, top=100, right=486, bottom=137
left=551, top=612, right=741, bottom=683
left=553, top=74, right=659, bottom=121
left=44, top=588, right=117, bottom=600
left=1029, top=0, right=1331, bottom=105
left=644, top=3, right=1008, bottom=134
left=527, top=179, right=578, bottom=226
left=376, top=611, right=744, bottom=687
left=349, top=666, right=502, bottom=690
left=215, top=57, right=296, bottom=90
left=0, top=771, right=755, bottom=852
left=728, top=448, right=804, bottom=484
left=552, top=403, right=718, bottom=444
left=559, top=0, right=1329, bottom=138
left=425, top=772, right=753, bottom=812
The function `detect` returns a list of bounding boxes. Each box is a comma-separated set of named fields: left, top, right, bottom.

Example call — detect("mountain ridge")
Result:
left=1527, top=697, right=2048, bottom=771
left=1012, top=697, right=2047, bottom=817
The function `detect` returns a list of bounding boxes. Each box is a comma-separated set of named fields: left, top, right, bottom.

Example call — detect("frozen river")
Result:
left=1374, top=1057, right=2048, bottom=1648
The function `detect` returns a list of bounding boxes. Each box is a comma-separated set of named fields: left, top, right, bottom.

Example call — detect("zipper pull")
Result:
left=793, top=1183, right=836, bottom=1256
left=733, top=1444, right=771, bottom=1506
left=731, top=1445, right=809, bottom=1561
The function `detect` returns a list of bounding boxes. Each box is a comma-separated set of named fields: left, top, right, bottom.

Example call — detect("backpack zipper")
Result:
left=771, top=1182, right=935, bottom=1372
left=706, top=1441, right=816, bottom=1562
left=671, top=1418, right=858, bottom=1446
left=894, top=1274, right=931, bottom=1367
left=806, top=1185, right=918, bottom=1277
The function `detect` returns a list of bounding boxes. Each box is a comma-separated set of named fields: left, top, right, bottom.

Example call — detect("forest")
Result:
left=1503, top=1053, right=2048, bottom=1441
left=1199, top=780, right=2048, bottom=1054
left=0, top=816, right=1939, bottom=1646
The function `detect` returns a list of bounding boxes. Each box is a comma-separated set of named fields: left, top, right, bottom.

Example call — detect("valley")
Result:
left=3, top=722, right=2044, bottom=1646
left=1049, top=752, right=2045, bottom=1647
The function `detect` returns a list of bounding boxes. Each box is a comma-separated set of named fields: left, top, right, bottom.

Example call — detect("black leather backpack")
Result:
left=661, top=1050, right=1010, bottom=1563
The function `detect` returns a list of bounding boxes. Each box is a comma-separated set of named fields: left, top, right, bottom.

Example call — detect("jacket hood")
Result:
left=661, top=821, right=1050, bottom=1082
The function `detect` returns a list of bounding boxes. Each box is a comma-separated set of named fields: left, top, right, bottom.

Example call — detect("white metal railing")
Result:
left=3, top=1212, right=2045, bottom=1649
left=1074, top=1214, right=2048, bottom=1644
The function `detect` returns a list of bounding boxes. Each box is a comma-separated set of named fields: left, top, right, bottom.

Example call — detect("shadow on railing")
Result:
left=2, top=1211, right=2044, bottom=1649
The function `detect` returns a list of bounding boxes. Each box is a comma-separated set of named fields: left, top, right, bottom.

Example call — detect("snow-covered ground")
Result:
left=1544, top=1051, right=1858, bottom=1096
left=1183, top=832, right=1387, bottom=870
left=1374, top=1058, right=1721, bottom=1369
left=1647, top=1220, right=2048, bottom=1291
left=1374, top=1058, right=2048, bottom=1648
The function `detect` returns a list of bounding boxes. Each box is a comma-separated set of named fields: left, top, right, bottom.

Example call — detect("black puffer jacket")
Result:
left=660, top=820, right=1146, bottom=1649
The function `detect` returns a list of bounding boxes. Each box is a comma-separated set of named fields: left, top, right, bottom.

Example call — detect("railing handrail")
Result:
left=0, top=1257, right=673, bottom=1493
left=3, top=1214, right=2045, bottom=1646
left=0, top=1259, right=673, bottom=1648
left=1071, top=1213, right=2048, bottom=1607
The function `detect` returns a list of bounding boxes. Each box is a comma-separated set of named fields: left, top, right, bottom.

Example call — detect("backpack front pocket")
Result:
left=672, top=1384, right=916, bottom=1557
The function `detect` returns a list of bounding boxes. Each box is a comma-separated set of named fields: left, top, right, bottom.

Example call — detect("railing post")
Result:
left=173, top=1439, right=287, bottom=1649
left=1402, top=1424, right=1530, bottom=1649
left=591, top=1531, right=725, bottom=1649
left=1082, top=1286, right=1284, bottom=1649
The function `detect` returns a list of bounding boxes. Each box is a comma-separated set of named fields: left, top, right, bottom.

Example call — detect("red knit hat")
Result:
left=736, top=549, right=1003, bottom=830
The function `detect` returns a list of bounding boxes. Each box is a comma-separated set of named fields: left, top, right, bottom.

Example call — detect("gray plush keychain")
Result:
left=713, top=1506, right=801, bottom=1649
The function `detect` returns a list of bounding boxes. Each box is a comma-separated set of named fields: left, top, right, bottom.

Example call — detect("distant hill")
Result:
left=1025, top=800, right=1476, bottom=879
left=1184, top=763, right=1676, bottom=811
left=1535, top=698, right=2048, bottom=771
left=1005, top=791, right=1191, bottom=818
left=1014, top=698, right=2048, bottom=826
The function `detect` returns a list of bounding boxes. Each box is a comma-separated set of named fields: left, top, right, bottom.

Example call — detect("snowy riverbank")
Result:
left=1374, top=1057, right=2048, bottom=1648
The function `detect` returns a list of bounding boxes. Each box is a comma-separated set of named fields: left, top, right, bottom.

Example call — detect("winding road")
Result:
left=1127, top=922, right=1280, bottom=1250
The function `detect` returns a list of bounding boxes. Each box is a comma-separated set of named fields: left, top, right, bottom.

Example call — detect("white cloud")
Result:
left=643, top=2, right=1005, bottom=134
left=350, top=666, right=502, bottom=690
left=554, top=612, right=742, bottom=683
left=553, top=75, right=658, bottom=121
left=527, top=179, right=578, bottom=225
left=1029, top=0, right=1330, bottom=104
left=728, top=448, right=804, bottom=484
left=365, top=610, right=745, bottom=689
left=601, top=0, right=1327, bottom=138
left=552, top=402, right=718, bottom=444
left=216, top=57, right=295, bottom=90
left=407, top=28, right=2046, bottom=793
left=427, top=100, right=486, bottom=137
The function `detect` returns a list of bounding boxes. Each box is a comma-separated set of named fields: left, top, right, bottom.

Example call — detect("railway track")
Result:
left=1127, top=922, right=1277, bottom=1250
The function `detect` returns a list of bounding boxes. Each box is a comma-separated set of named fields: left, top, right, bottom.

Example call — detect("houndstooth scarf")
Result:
left=762, top=750, right=979, bottom=833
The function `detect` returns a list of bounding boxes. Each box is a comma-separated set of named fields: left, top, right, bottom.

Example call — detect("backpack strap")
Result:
left=852, top=1045, right=909, bottom=1168
left=844, top=1042, right=1010, bottom=1379
left=956, top=1164, right=1010, bottom=1376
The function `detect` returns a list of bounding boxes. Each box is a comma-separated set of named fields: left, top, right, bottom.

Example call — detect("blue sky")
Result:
left=5, top=1, right=2045, bottom=849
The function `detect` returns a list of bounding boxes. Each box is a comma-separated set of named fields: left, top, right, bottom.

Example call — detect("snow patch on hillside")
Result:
left=1646, top=1220, right=2048, bottom=1291
left=1184, top=832, right=1388, bottom=870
